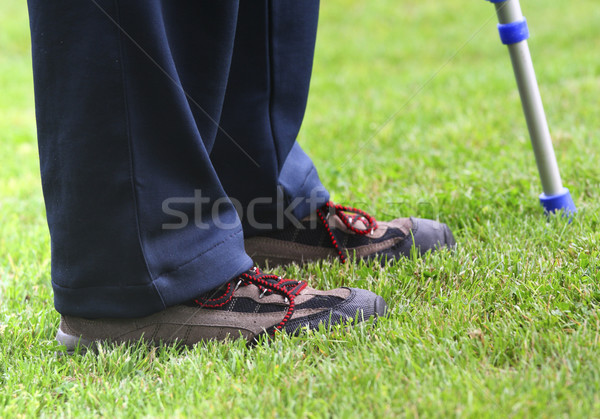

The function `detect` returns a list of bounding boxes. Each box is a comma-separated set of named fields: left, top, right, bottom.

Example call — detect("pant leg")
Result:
left=28, top=0, right=253, bottom=318
left=210, top=0, right=330, bottom=236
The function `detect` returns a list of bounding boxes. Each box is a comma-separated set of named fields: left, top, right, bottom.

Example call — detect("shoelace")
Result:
left=194, top=267, right=307, bottom=333
left=316, top=201, right=378, bottom=264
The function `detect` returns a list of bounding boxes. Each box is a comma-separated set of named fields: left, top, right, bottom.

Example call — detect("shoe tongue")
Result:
left=347, top=214, right=370, bottom=231
left=301, top=210, right=371, bottom=232
left=245, top=269, right=278, bottom=284
left=191, top=269, right=307, bottom=307
left=329, top=213, right=370, bottom=232
left=243, top=269, right=306, bottom=296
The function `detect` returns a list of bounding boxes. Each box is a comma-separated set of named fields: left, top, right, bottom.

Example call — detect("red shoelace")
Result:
left=316, top=202, right=378, bottom=264
left=194, top=267, right=307, bottom=334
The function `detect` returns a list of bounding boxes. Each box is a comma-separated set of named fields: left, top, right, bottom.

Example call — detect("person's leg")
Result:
left=207, top=0, right=455, bottom=265
left=210, top=0, right=329, bottom=236
left=29, top=0, right=387, bottom=351
left=28, top=0, right=253, bottom=318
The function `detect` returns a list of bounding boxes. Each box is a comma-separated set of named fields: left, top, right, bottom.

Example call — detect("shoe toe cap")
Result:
left=397, top=218, right=456, bottom=256
left=373, top=294, right=388, bottom=318
left=282, top=288, right=387, bottom=334
left=334, top=288, right=387, bottom=322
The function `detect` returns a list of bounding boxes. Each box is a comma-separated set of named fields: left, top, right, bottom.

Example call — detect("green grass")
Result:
left=1, top=0, right=600, bottom=417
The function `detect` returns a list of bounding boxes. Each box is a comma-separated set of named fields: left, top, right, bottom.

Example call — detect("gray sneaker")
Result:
left=56, top=267, right=387, bottom=353
left=245, top=201, right=456, bottom=266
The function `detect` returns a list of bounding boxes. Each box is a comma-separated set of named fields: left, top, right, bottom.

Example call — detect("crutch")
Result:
left=486, top=0, right=576, bottom=215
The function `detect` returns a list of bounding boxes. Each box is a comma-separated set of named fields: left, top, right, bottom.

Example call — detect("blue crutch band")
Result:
left=497, top=19, right=530, bottom=45
left=485, top=1, right=530, bottom=44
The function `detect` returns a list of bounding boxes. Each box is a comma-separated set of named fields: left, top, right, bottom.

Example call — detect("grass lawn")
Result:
left=1, top=0, right=600, bottom=417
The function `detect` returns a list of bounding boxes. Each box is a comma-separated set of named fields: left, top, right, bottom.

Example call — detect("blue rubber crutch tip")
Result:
left=539, top=188, right=577, bottom=215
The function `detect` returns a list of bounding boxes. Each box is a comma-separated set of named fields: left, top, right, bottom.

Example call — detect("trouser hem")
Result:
left=53, top=228, right=253, bottom=319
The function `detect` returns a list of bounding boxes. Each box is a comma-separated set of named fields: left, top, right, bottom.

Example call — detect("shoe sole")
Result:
left=56, top=295, right=389, bottom=354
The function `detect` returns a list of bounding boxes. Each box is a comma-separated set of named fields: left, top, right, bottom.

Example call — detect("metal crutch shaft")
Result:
left=486, top=0, right=576, bottom=214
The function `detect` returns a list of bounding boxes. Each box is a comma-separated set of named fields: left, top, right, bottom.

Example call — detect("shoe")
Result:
left=56, top=267, right=387, bottom=353
left=245, top=201, right=456, bottom=266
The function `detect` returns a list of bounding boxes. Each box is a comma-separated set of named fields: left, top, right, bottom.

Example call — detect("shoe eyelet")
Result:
left=259, top=289, right=268, bottom=299
left=234, top=280, right=243, bottom=291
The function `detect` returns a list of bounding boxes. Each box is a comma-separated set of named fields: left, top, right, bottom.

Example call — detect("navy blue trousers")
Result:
left=27, top=0, right=329, bottom=318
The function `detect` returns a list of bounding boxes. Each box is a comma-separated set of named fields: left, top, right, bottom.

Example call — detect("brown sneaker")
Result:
left=56, top=267, right=387, bottom=353
left=245, top=201, right=456, bottom=266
